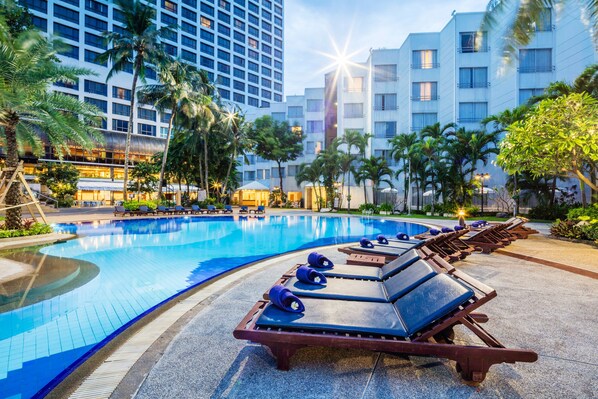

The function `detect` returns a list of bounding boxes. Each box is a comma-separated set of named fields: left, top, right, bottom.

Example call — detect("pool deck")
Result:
left=11, top=207, right=596, bottom=398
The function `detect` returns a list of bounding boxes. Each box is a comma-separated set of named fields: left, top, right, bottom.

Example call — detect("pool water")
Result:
left=0, top=215, right=427, bottom=398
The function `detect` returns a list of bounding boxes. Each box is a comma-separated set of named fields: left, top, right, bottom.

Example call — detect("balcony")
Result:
left=458, top=46, right=489, bottom=53
left=373, top=105, right=399, bottom=111
left=517, top=65, right=555, bottom=73
left=457, top=82, right=490, bottom=88
left=411, top=63, right=440, bottom=69
left=411, top=95, right=439, bottom=101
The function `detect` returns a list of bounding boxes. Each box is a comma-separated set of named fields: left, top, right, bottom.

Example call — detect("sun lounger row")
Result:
left=234, top=248, right=537, bottom=383
left=113, top=204, right=261, bottom=217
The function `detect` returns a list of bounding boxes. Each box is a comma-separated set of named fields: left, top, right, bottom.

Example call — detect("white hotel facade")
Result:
left=245, top=7, right=597, bottom=209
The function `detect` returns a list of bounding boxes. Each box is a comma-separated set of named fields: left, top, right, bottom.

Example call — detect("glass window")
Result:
left=234, top=30, right=245, bottom=42
left=344, top=77, right=364, bottom=92
left=218, top=36, right=231, bottom=48
left=84, top=49, right=105, bottom=65
left=248, top=97, right=259, bottom=107
left=374, top=64, right=397, bottom=82
left=84, top=97, right=107, bottom=113
left=220, top=88, right=230, bottom=99
left=218, top=62, right=230, bottom=74
left=459, top=67, right=488, bottom=88
left=54, top=4, right=79, bottom=23
left=201, top=16, right=214, bottom=29
left=306, top=99, right=323, bottom=112
left=374, top=122, right=397, bottom=138
left=519, top=49, right=552, bottom=73
left=112, top=86, right=131, bottom=101
left=374, top=94, right=397, bottom=110
left=271, top=112, right=285, bottom=121
left=412, top=50, right=438, bottom=69
left=519, top=88, right=544, bottom=105
left=412, top=113, right=437, bottom=131
left=233, top=68, right=244, bottom=79
left=23, top=0, right=47, bottom=13
left=411, top=82, right=438, bottom=101
left=58, top=44, right=79, bottom=59
left=32, top=15, right=47, bottom=31
left=85, top=15, right=107, bottom=31
left=459, top=31, right=488, bottom=53
left=218, top=10, right=231, bottom=24
left=54, top=23, right=79, bottom=41
left=218, top=49, right=230, bottom=61
left=182, top=21, right=197, bottom=35
left=85, top=32, right=106, bottom=49
left=201, top=2, right=215, bottom=16
left=248, top=72, right=259, bottom=83
left=162, top=0, right=177, bottom=13
left=306, top=120, right=323, bottom=133
left=234, top=19, right=245, bottom=31
left=182, top=35, right=197, bottom=49
left=112, top=103, right=131, bottom=116
left=233, top=92, right=245, bottom=103
left=248, top=85, right=258, bottom=95
left=161, top=13, right=177, bottom=26
left=138, top=123, right=156, bottom=136
left=217, top=75, right=230, bottom=86
left=233, top=55, right=245, bottom=66
left=344, top=103, right=363, bottom=118
left=182, top=49, right=196, bottom=62
left=233, top=80, right=245, bottom=90
left=287, top=106, right=303, bottom=118
left=218, top=24, right=231, bottom=36
left=138, top=108, right=157, bottom=121
left=182, top=7, right=197, bottom=21
left=201, top=29, right=215, bottom=42
left=532, top=8, right=552, bottom=31
left=458, top=102, right=488, bottom=123
left=112, top=119, right=129, bottom=132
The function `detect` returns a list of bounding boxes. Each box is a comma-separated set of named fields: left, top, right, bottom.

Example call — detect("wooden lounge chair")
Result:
left=156, top=205, right=172, bottom=215
left=234, top=271, right=538, bottom=383
left=137, top=205, right=156, bottom=216
left=239, top=206, right=249, bottom=213
left=338, top=240, right=423, bottom=262
left=461, top=226, right=510, bottom=254
left=346, top=253, right=386, bottom=266
left=173, top=205, right=188, bottom=215
left=207, top=205, right=220, bottom=214
left=113, top=205, right=131, bottom=217
left=191, top=204, right=206, bottom=214
left=250, top=205, right=266, bottom=214
left=223, top=205, right=233, bottom=213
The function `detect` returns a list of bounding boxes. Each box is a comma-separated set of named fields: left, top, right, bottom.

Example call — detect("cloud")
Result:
left=284, top=0, right=485, bottom=96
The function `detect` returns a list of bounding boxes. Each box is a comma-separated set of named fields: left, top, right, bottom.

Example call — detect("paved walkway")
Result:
left=126, top=247, right=598, bottom=399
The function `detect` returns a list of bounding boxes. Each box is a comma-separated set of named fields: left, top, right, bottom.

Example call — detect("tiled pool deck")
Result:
left=13, top=208, right=597, bottom=398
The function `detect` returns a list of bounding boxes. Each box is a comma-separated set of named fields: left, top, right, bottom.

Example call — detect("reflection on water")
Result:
left=0, top=215, right=426, bottom=398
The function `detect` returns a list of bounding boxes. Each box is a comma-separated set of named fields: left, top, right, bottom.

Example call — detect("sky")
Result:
left=283, top=0, right=486, bottom=97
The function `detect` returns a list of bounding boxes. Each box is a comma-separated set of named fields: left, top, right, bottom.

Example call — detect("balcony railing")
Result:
left=458, top=46, right=490, bottom=53
left=373, top=105, right=399, bottom=111
left=457, top=82, right=490, bottom=88
left=411, top=63, right=440, bottom=69
left=344, top=88, right=364, bottom=93
left=411, top=95, right=439, bottom=101
left=457, top=117, right=483, bottom=123
left=517, top=65, right=555, bottom=73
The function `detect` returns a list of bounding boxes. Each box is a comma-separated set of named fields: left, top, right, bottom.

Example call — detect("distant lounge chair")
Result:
left=156, top=205, right=172, bottom=215
left=173, top=205, right=188, bottom=215
left=113, top=206, right=132, bottom=217
left=223, top=205, right=233, bottom=213
left=137, top=205, right=156, bottom=216
left=234, top=271, right=537, bottom=382
left=207, top=205, right=220, bottom=214
left=250, top=205, right=265, bottom=214
left=191, top=204, right=206, bottom=214
left=239, top=206, right=249, bottom=213
left=338, top=238, right=424, bottom=262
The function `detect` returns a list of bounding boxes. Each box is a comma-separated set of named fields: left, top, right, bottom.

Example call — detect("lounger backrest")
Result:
left=395, top=274, right=474, bottom=336
left=192, top=205, right=199, bottom=210
left=175, top=205, right=184, bottom=210
left=225, top=205, right=232, bottom=210
left=380, top=249, right=420, bottom=279
left=139, top=205, right=148, bottom=211
left=258, top=205, right=264, bottom=211
left=383, top=260, right=437, bottom=302
left=158, top=205, right=166, bottom=211
left=115, top=206, right=125, bottom=212
left=208, top=205, right=215, bottom=210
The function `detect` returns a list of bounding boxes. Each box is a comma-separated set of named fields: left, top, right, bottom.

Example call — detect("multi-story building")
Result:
left=10, top=0, right=284, bottom=202
left=244, top=6, right=597, bottom=209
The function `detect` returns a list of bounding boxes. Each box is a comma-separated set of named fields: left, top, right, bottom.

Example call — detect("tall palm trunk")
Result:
left=203, top=129, right=209, bottom=193
left=123, top=59, right=141, bottom=200
left=277, top=161, right=284, bottom=197
left=4, top=117, right=22, bottom=230
left=222, top=147, right=236, bottom=199
left=157, top=107, right=176, bottom=199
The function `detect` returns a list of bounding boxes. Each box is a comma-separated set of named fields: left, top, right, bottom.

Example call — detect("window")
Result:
left=262, top=54, right=271, bottom=65
left=85, top=49, right=105, bottom=65
left=160, top=13, right=177, bottom=26
left=219, top=0, right=231, bottom=11
left=305, top=142, right=321, bottom=155
left=374, top=122, right=397, bottom=138
left=412, top=50, right=438, bottom=69
left=218, top=24, right=231, bottom=36
left=262, top=43, right=271, bottom=54
left=519, top=49, right=552, bottom=73
left=54, top=80, right=79, bottom=90
left=234, top=6, right=245, bottom=17
left=138, top=108, right=156, bottom=121
left=183, top=0, right=197, bottom=7
left=233, top=43, right=245, bottom=54
left=164, top=43, right=177, bottom=57
left=519, top=88, right=544, bottom=105
left=220, top=88, right=230, bottom=99
left=262, top=9, right=271, bottom=20
left=459, top=31, right=488, bottom=53
left=218, top=62, right=230, bottom=74
left=287, top=106, right=303, bottom=118
left=201, top=2, right=215, bottom=16
left=54, top=5, right=79, bottom=23
left=458, top=102, right=488, bottom=123
left=412, top=113, right=437, bottom=131
left=61, top=0, right=78, bottom=6
left=531, top=8, right=552, bottom=31
left=248, top=85, right=259, bottom=95
left=218, top=36, right=231, bottom=48
left=374, top=150, right=395, bottom=166
left=54, top=24, right=80, bottom=45
left=233, top=55, right=245, bottom=66
left=160, top=127, right=169, bottom=139
left=411, top=82, right=438, bottom=101
left=59, top=44, right=79, bottom=59
left=344, top=103, right=363, bottom=118
left=112, top=119, right=129, bottom=132
left=248, top=37, right=258, bottom=49
left=248, top=49, right=259, bottom=60
left=459, top=67, right=488, bottom=88
left=374, top=64, right=397, bottom=82
left=248, top=97, right=259, bottom=107
left=274, top=27, right=282, bottom=38
left=262, top=20, right=272, bottom=31
left=244, top=171, right=256, bottom=181
left=201, top=16, right=214, bottom=29
left=248, top=1, right=259, bottom=13
left=138, top=123, right=156, bottom=136
left=23, top=0, right=47, bottom=13
left=344, top=77, right=364, bottom=92
left=161, top=113, right=172, bottom=123
left=218, top=10, right=231, bottom=24
left=84, top=97, right=107, bottom=113
left=248, top=72, right=259, bottom=83
left=274, top=60, right=282, bottom=70
left=261, top=77, right=271, bottom=87
left=113, top=8, right=125, bottom=23
left=182, top=21, right=197, bottom=36
left=182, top=7, right=197, bottom=21
left=262, top=89, right=271, bottom=99
left=113, top=86, right=132, bottom=101
left=233, top=68, right=244, bottom=79
left=233, top=80, right=244, bottom=90
left=274, top=49, right=282, bottom=59
left=234, top=19, right=245, bottom=30
left=217, top=75, right=230, bottom=86
left=274, top=38, right=282, bottom=48
left=182, top=49, right=196, bottom=63
left=201, top=42, right=215, bottom=56
left=162, top=29, right=177, bottom=43
left=218, top=49, right=230, bottom=61
left=274, top=71, right=282, bottom=81
left=248, top=25, right=259, bottom=37
left=32, top=16, right=47, bottom=31
left=182, top=36, right=197, bottom=49
left=85, top=15, right=107, bottom=31
left=112, top=103, right=131, bottom=116
left=306, top=120, right=323, bottom=133
left=273, top=83, right=282, bottom=92
left=256, top=168, right=270, bottom=179
left=262, top=32, right=272, bottom=43
left=271, top=167, right=285, bottom=178
left=306, top=99, right=323, bottom=112
left=233, top=93, right=245, bottom=103
left=201, top=29, right=215, bottom=42
left=85, top=32, right=106, bottom=49
left=374, top=94, right=397, bottom=110
left=234, top=30, right=245, bottom=42
left=162, top=0, right=177, bottom=13
left=271, top=112, right=285, bottom=122
left=86, top=0, right=108, bottom=16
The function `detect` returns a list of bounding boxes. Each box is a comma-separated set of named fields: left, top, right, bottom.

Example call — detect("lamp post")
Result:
left=475, top=173, right=490, bottom=214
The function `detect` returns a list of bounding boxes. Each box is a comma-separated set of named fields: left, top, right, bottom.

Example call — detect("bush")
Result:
left=378, top=203, right=393, bottom=212
left=567, top=204, right=598, bottom=221
left=123, top=200, right=157, bottom=211
left=359, top=203, right=378, bottom=214
left=463, top=206, right=479, bottom=217
left=529, top=203, right=576, bottom=221
left=0, top=222, right=53, bottom=239
left=550, top=219, right=585, bottom=239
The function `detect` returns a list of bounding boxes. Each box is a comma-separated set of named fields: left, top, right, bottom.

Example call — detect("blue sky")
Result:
left=283, top=0, right=485, bottom=96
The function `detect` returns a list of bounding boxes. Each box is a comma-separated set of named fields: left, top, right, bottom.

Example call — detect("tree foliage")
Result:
left=37, top=163, right=79, bottom=207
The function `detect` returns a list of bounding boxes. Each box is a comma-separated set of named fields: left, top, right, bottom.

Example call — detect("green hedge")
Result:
left=123, top=200, right=157, bottom=211
left=0, top=223, right=53, bottom=239
left=567, top=204, right=598, bottom=221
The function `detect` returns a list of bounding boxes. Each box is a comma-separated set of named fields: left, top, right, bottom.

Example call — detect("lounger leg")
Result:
left=455, top=357, right=491, bottom=384
left=266, top=343, right=301, bottom=371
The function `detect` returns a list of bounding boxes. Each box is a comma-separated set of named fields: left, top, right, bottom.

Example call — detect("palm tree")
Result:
left=482, top=1, right=598, bottom=60
left=316, top=147, right=341, bottom=208
left=0, top=27, right=103, bottom=229
left=296, top=162, right=323, bottom=211
left=220, top=107, right=250, bottom=199
left=97, top=0, right=171, bottom=199
left=420, top=122, right=456, bottom=140
left=138, top=59, right=204, bottom=198
left=342, top=130, right=371, bottom=210
left=356, top=156, right=393, bottom=205
left=389, top=132, right=418, bottom=210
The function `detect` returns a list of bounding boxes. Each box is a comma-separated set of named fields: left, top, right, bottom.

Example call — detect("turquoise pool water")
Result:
left=0, top=215, right=427, bottom=398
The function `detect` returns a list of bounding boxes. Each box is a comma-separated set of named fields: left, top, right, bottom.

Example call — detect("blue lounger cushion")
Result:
left=257, top=274, right=474, bottom=337
left=311, top=249, right=421, bottom=281
left=296, top=265, right=327, bottom=285
left=286, top=259, right=436, bottom=302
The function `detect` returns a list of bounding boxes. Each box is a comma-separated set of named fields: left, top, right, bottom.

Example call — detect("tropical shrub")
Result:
left=378, top=203, right=393, bottom=212
left=359, top=203, right=378, bottom=214
left=0, top=222, right=53, bottom=239
left=529, top=203, right=577, bottom=221
left=37, top=163, right=80, bottom=208
left=550, top=219, right=585, bottom=239
left=123, top=200, right=157, bottom=211
left=567, top=204, right=598, bottom=221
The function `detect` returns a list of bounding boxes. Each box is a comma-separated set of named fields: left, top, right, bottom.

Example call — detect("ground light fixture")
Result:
left=457, top=209, right=467, bottom=227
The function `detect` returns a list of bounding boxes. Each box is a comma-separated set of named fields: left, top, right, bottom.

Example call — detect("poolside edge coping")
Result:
left=53, top=244, right=349, bottom=399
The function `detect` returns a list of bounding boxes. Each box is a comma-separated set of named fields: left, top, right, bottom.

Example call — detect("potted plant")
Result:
left=379, top=203, right=393, bottom=215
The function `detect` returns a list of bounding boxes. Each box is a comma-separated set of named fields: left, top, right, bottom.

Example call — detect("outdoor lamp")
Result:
left=457, top=209, right=466, bottom=228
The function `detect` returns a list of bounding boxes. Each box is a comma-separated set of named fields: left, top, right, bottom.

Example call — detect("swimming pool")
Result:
left=0, top=215, right=427, bottom=398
